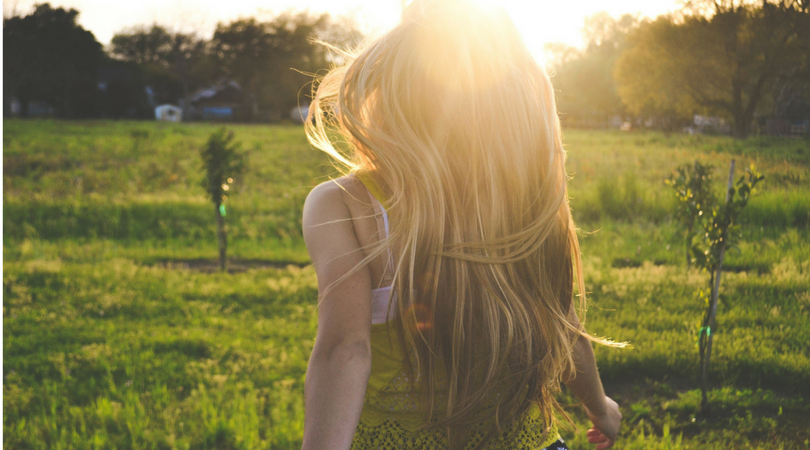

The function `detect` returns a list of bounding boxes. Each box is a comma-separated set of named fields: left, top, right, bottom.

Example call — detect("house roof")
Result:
left=189, top=80, right=243, bottom=104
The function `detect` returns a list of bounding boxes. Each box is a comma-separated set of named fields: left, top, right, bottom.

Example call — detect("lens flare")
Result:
left=406, top=303, right=433, bottom=332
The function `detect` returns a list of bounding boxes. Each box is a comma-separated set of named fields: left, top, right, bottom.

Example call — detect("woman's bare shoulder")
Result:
left=304, top=175, right=368, bottom=221
left=302, top=176, right=367, bottom=267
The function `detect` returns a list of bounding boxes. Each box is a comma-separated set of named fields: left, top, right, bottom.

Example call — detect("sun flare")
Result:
left=4, top=0, right=679, bottom=64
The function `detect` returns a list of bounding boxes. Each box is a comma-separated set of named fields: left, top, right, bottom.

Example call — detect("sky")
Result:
left=3, top=0, right=682, bottom=58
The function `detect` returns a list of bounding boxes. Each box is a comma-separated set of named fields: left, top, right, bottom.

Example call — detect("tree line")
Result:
left=5, top=1, right=809, bottom=135
left=547, top=0, right=810, bottom=138
left=4, top=3, right=360, bottom=120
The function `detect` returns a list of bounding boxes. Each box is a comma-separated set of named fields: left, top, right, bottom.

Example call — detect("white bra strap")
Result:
left=378, top=202, right=390, bottom=239
left=365, top=186, right=394, bottom=285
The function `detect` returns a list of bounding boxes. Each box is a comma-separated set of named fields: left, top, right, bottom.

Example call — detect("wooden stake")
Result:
left=216, top=204, right=228, bottom=272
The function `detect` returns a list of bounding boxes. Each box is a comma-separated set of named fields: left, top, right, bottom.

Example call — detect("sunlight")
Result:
left=4, top=0, right=679, bottom=58
left=466, top=0, right=501, bottom=13
left=393, top=0, right=679, bottom=67
left=409, top=0, right=515, bottom=92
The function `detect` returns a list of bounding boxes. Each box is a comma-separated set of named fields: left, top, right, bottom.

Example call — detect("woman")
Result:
left=301, top=0, right=622, bottom=448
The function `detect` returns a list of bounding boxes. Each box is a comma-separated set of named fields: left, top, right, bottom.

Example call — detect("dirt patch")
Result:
left=602, top=377, right=695, bottom=405
left=610, top=258, right=771, bottom=275
left=611, top=258, right=668, bottom=269
left=151, top=258, right=309, bottom=273
left=722, top=262, right=770, bottom=275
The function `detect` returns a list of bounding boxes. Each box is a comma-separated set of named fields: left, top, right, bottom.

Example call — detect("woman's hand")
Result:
left=585, top=396, right=621, bottom=450
left=561, top=312, right=622, bottom=450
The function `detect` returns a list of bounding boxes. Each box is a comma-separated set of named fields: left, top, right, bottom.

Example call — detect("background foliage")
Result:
left=6, top=1, right=809, bottom=133
left=547, top=0, right=810, bottom=137
left=4, top=3, right=361, bottom=120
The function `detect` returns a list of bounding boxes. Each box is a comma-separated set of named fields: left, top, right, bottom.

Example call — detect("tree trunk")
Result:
left=216, top=204, right=228, bottom=272
left=181, top=81, right=190, bottom=122
left=732, top=118, right=750, bottom=139
left=62, top=88, right=71, bottom=119
left=700, top=159, right=735, bottom=415
left=19, top=94, right=30, bottom=118
left=734, top=73, right=770, bottom=140
left=731, top=78, right=749, bottom=139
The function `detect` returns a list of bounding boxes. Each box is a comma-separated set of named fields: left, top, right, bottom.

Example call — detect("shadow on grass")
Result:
left=149, top=257, right=309, bottom=273
left=610, top=258, right=771, bottom=275
left=596, top=378, right=810, bottom=446
left=611, top=258, right=668, bottom=269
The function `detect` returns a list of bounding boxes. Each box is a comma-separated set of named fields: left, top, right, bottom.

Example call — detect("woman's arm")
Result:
left=301, top=180, right=373, bottom=450
left=562, top=310, right=622, bottom=450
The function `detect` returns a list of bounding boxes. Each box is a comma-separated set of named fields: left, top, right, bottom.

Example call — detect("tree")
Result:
left=110, top=25, right=213, bottom=114
left=615, top=1, right=810, bottom=138
left=613, top=17, right=696, bottom=128
left=110, top=25, right=173, bottom=65
left=692, top=163, right=763, bottom=414
left=211, top=11, right=361, bottom=119
left=200, top=129, right=246, bottom=272
left=210, top=18, right=271, bottom=118
left=668, top=160, right=764, bottom=414
left=4, top=3, right=104, bottom=117
left=98, top=59, right=153, bottom=119
left=545, top=12, right=638, bottom=126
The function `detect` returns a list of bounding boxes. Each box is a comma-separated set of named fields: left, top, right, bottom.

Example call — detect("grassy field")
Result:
left=3, top=119, right=809, bottom=449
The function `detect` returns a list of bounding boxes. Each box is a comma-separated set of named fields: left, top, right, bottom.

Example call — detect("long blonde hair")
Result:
left=307, top=0, right=612, bottom=447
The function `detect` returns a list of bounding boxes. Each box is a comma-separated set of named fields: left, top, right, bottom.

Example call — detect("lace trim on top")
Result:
left=352, top=411, right=560, bottom=450
left=356, top=324, right=561, bottom=449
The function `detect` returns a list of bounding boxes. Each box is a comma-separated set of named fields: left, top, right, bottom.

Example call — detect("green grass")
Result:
left=4, top=119, right=810, bottom=449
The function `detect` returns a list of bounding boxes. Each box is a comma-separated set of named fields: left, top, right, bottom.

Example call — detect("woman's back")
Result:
left=329, top=173, right=562, bottom=449
left=300, top=1, right=622, bottom=449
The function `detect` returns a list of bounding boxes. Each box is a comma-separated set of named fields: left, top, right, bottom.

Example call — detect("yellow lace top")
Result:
left=352, top=172, right=561, bottom=449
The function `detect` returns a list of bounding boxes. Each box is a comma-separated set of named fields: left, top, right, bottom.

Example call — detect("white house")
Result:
left=155, top=104, right=182, bottom=122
